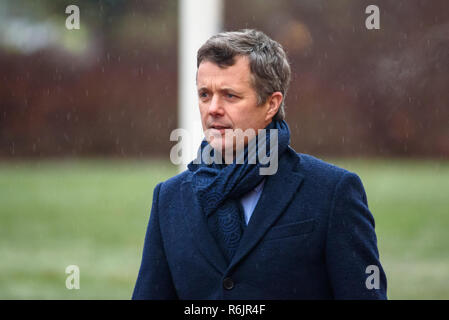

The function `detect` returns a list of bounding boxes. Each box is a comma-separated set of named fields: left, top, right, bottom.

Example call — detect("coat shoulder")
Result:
left=298, top=153, right=348, bottom=175
left=295, top=151, right=354, bottom=187
left=156, top=169, right=190, bottom=199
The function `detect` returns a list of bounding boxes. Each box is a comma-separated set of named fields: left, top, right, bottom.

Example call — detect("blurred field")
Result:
left=0, top=157, right=448, bottom=299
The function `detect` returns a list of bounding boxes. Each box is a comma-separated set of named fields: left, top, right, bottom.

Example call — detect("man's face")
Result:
left=197, top=55, right=273, bottom=154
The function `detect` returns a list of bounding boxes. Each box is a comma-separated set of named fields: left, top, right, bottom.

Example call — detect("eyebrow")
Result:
left=197, top=86, right=243, bottom=95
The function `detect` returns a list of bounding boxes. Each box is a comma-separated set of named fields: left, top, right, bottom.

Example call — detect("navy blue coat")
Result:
left=132, top=147, right=387, bottom=299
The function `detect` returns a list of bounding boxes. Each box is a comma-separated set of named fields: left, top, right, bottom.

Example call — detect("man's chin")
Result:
left=209, top=141, right=233, bottom=155
left=205, top=139, right=229, bottom=156
left=214, top=144, right=249, bottom=165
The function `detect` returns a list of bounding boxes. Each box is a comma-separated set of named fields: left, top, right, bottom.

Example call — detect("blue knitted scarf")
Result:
left=187, top=120, right=291, bottom=261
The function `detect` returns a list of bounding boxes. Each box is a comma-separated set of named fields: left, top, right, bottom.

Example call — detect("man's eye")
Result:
left=199, top=92, right=208, bottom=98
left=226, top=93, right=235, bottom=99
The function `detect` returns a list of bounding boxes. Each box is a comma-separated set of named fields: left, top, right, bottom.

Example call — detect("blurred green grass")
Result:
left=0, top=158, right=177, bottom=299
left=0, top=157, right=448, bottom=299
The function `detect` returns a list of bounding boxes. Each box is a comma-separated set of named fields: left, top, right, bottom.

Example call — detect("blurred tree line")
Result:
left=0, top=0, right=448, bottom=159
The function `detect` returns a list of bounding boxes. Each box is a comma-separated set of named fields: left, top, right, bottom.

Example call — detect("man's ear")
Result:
left=264, top=92, right=283, bottom=122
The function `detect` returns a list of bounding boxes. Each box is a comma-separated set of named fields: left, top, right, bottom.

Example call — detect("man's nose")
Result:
left=208, top=95, right=225, bottom=116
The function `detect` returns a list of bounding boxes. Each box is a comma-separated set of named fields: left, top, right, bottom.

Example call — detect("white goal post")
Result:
left=178, top=0, right=223, bottom=172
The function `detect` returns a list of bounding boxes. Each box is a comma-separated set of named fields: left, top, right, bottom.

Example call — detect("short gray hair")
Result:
left=197, top=29, right=291, bottom=121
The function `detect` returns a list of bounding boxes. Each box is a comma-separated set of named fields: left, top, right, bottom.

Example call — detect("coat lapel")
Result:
left=228, top=148, right=304, bottom=271
left=181, top=174, right=228, bottom=274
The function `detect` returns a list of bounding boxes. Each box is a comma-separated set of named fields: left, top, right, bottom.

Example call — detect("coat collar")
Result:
left=181, top=147, right=304, bottom=274
left=181, top=174, right=228, bottom=274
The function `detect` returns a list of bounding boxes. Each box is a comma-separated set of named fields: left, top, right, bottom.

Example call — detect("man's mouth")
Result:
left=209, top=124, right=232, bottom=134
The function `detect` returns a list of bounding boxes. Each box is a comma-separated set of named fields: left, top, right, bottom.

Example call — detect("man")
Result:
left=132, top=29, right=387, bottom=299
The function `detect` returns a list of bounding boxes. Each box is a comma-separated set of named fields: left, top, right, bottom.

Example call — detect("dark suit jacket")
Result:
left=132, top=147, right=387, bottom=299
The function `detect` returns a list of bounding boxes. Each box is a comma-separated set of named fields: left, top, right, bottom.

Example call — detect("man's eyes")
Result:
left=198, top=92, right=239, bottom=99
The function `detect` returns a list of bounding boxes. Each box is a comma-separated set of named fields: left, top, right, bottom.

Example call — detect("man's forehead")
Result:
left=197, top=56, right=252, bottom=88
